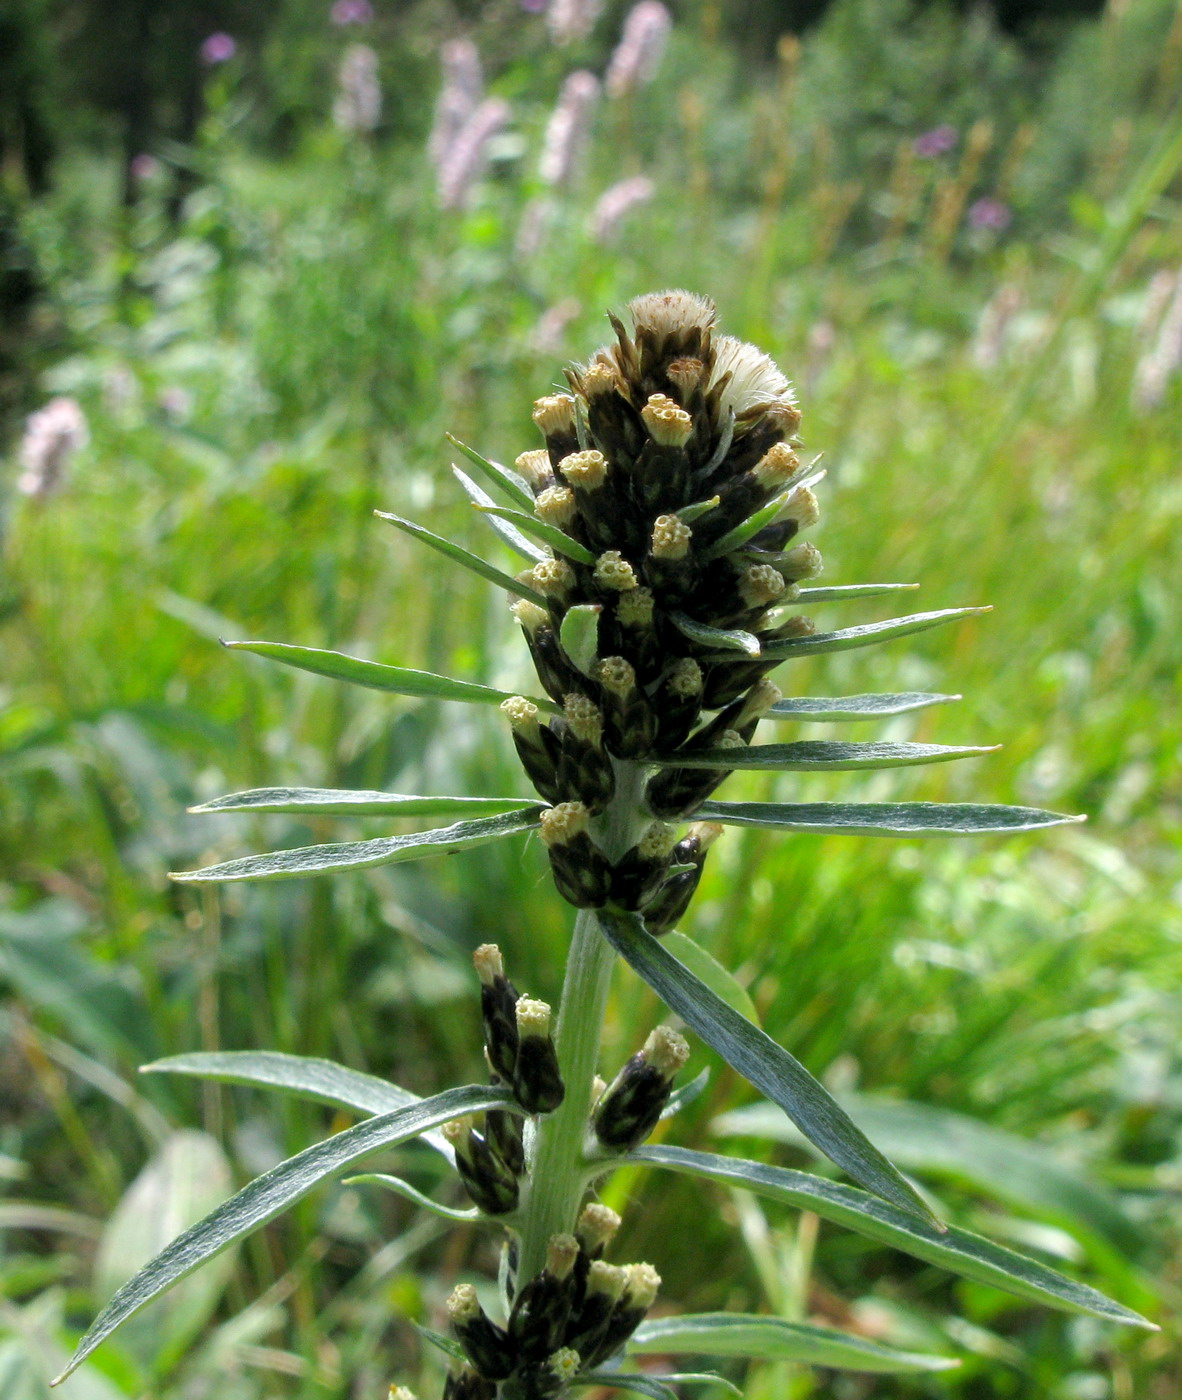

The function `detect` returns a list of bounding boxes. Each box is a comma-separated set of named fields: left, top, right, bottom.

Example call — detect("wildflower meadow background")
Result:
left=2, top=0, right=1181, bottom=1396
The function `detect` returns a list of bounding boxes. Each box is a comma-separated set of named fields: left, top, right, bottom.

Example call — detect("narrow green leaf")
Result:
left=671, top=611, right=761, bottom=657
left=765, top=693, right=960, bottom=722
left=678, top=496, right=721, bottom=523
left=170, top=806, right=543, bottom=883
left=630, top=1314, right=958, bottom=1374
left=412, top=1322, right=469, bottom=1365
left=595, top=909, right=937, bottom=1225
left=223, top=640, right=560, bottom=715
left=627, top=1146, right=1154, bottom=1329
left=795, top=583, right=920, bottom=602
left=452, top=467, right=546, bottom=562
left=696, top=800, right=1085, bottom=837
left=701, top=468, right=825, bottom=562
left=752, top=607, right=991, bottom=661
left=576, top=1373, right=738, bottom=1399
left=54, top=1085, right=515, bottom=1383
left=345, top=1174, right=482, bottom=1223
left=189, top=789, right=532, bottom=818
left=661, top=933, right=759, bottom=1024
left=715, top=1097, right=1146, bottom=1260
left=560, top=604, right=603, bottom=677
left=661, top=1068, right=710, bottom=1121
left=375, top=510, right=547, bottom=604
left=476, top=504, right=597, bottom=564
left=654, top=740, right=995, bottom=772
left=445, top=433, right=536, bottom=512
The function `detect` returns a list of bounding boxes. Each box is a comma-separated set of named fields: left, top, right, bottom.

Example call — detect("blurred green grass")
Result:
left=3, top=2, right=1182, bottom=1396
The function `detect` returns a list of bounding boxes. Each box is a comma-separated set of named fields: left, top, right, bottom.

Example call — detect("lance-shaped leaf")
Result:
left=661, top=1068, right=711, bottom=1122
left=142, top=1049, right=461, bottom=1160
left=345, top=1174, right=482, bottom=1223
left=189, top=789, right=532, bottom=818
left=626, top=1145, right=1154, bottom=1329
left=751, top=607, right=990, bottom=661
left=671, top=611, right=761, bottom=657
left=696, top=800, right=1084, bottom=837
left=476, top=504, right=597, bottom=565
left=701, top=469, right=826, bottom=561
left=375, top=510, right=547, bottom=605
left=654, top=739, right=995, bottom=772
left=453, top=466, right=546, bottom=562
left=445, top=433, right=535, bottom=512
left=171, top=806, right=543, bottom=883
left=595, top=909, right=936, bottom=1224
left=54, top=1084, right=516, bottom=1383
left=575, top=1373, right=737, bottom=1399
left=795, top=583, right=919, bottom=602
left=765, top=692, right=960, bottom=722
left=661, top=932, right=759, bottom=1024
left=677, top=495, right=721, bottom=523
left=561, top=604, right=603, bottom=678
left=223, top=640, right=560, bottom=715
left=715, top=1097, right=1146, bottom=1260
left=629, top=1314, right=958, bottom=1374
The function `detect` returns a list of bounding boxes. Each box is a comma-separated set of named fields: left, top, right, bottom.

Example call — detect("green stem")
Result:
left=516, top=760, right=648, bottom=1283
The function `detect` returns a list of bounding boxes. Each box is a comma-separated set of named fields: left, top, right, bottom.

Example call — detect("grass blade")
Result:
left=764, top=692, right=960, bottom=721
left=630, top=1313, right=958, bottom=1373
left=188, top=789, right=532, bottom=817
left=171, top=806, right=543, bottom=883
left=224, top=640, right=559, bottom=714
left=54, top=1085, right=515, bottom=1382
left=696, top=800, right=1084, bottom=836
left=375, top=509, right=547, bottom=604
left=445, top=433, right=536, bottom=511
left=627, top=1146, right=1154, bottom=1329
left=653, top=740, right=996, bottom=771
left=595, top=909, right=937, bottom=1224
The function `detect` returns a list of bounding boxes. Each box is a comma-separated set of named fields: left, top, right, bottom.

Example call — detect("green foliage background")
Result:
left=1, top=0, right=1180, bottom=1396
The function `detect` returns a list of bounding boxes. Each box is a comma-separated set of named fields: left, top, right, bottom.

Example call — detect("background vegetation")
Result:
left=2, top=0, right=1180, bottom=1396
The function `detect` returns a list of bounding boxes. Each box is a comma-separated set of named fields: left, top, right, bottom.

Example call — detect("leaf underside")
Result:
left=189, top=788, right=534, bottom=817
left=696, top=800, right=1083, bottom=836
left=595, top=909, right=937, bottom=1225
left=655, top=740, right=995, bottom=771
left=764, top=692, right=960, bottom=721
left=706, top=607, right=991, bottom=663
left=453, top=466, right=546, bottom=562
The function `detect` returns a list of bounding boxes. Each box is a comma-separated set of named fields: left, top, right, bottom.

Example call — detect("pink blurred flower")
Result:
left=331, top=0, right=373, bottom=22
left=546, top=0, right=604, bottom=44
left=437, top=97, right=511, bottom=210
left=539, top=70, right=600, bottom=186
left=200, top=32, right=236, bottom=64
left=589, top=175, right=654, bottom=241
left=968, top=197, right=1011, bottom=231
left=605, top=2, right=671, bottom=98
left=913, top=124, right=957, bottom=157
left=333, top=43, right=381, bottom=132
left=430, top=38, right=484, bottom=169
left=17, top=397, right=88, bottom=501
left=130, top=153, right=160, bottom=181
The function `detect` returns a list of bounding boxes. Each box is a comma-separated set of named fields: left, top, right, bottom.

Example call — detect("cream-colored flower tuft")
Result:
left=709, top=334, right=797, bottom=419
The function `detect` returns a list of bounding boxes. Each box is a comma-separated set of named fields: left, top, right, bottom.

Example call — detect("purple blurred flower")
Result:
left=589, top=175, right=654, bottom=241
left=17, top=397, right=88, bottom=501
left=521, top=0, right=547, bottom=10
left=200, top=32, right=236, bottom=64
left=606, top=2, right=671, bottom=97
left=913, top=124, right=957, bottom=157
left=968, top=197, right=1012, bottom=231
left=130, top=153, right=160, bottom=181
left=331, top=0, right=373, bottom=23
left=539, top=70, right=600, bottom=186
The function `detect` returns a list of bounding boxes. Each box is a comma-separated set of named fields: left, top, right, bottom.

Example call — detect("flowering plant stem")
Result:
left=518, top=758, right=648, bottom=1283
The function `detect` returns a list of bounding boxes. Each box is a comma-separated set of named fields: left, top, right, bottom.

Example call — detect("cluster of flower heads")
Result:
left=17, top=397, right=88, bottom=501
left=500, top=291, right=822, bottom=918
left=397, top=943, right=685, bottom=1399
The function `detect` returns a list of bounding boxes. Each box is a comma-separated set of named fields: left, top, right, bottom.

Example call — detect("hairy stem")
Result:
left=516, top=759, right=648, bottom=1283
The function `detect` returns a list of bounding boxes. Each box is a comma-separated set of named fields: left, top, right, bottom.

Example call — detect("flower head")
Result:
left=913, top=123, right=957, bottom=157
left=17, top=397, right=88, bottom=500
left=200, top=32, right=236, bottom=65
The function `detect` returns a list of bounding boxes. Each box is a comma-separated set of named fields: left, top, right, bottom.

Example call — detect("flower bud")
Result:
left=517, top=448, right=556, bottom=493
left=584, top=1262, right=662, bottom=1367
left=447, top=1283, right=515, bottom=1381
left=593, top=654, right=656, bottom=758
left=514, top=996, right=565, bottom=1115
left=777, top=541, right=823, bottom=581
left=442, top=1116, right=520, bottom=1215
left=593, top=550, right=639, bottom=593
left=563, top=1260, right=628, bottom=1361
left=474, top=943, right=520, bottom=1082
left=508, top=1233, right=579, bottom=1360
left=650, top=513, right=692, bottom=560
left=536, top=484, right=578, bottom=529
left=615, top=586, right=654, bottom=628
left=752, top=441, right=801, bottom=491
left=610, top=821, right=679, bottom=908
left=576, top=1203, right=622, bottom=1258
left=559, top=448, right=608, bottom=491
left=502, top=696, right=562, bottom=804
left=738, top=563, right=787, bottom=609
left=593, top=1026, right=690, bottom=1152
left=665, top=357, right=705, bottom=402
left=533, top=393, right=577, bottom=437
left=532, top=557, right=577, bottom=602
left=641, top=393, right=692, bottom=447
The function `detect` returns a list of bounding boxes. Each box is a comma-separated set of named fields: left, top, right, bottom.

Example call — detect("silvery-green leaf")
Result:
left=375, top=510, right=547, bottom=604
left=411, top=1322, right=469, bottom=1364
left=671, top=612, right=761, bottom=657
left=171, top=806, right=543, bottom=883
left=654, top=740, right=995, bottom=771
left=795, top=583, right=919, bottom=602
left=344, top=1174, right=482, bottom=1223
left=595, top=909, right=935, bottom=1224
left=696, top=800, right=1084, bottom=837
left=189, top=788, right=532, bottom=818
left=452, top=466, right=546, bottom=562
left=661, top=932, right=759, bottom=1024
left=224, top=639, right=560, bottom=714
left=476, top=503, right=597, bottom=564
left=629, top=1314, right=958, bottom=1373
left=560, top=604, right=603, bottom=677
left=701, top=479, right=821, bottom=561
left=715, top=1097, right=1146, bottom=1259
left=765, top=693, right=960, bottom=721
left=445, top=433, right=535, bottom=511
left=627, top=1145, right=1153, bottom=1329
left=661, top=1068, right=710, bottom=1121
left=575, top=1372, right=737, bottom=1399
left=54, top=1084, right=513, bottom=1383
left=751, top=607, right=990, bottom=661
